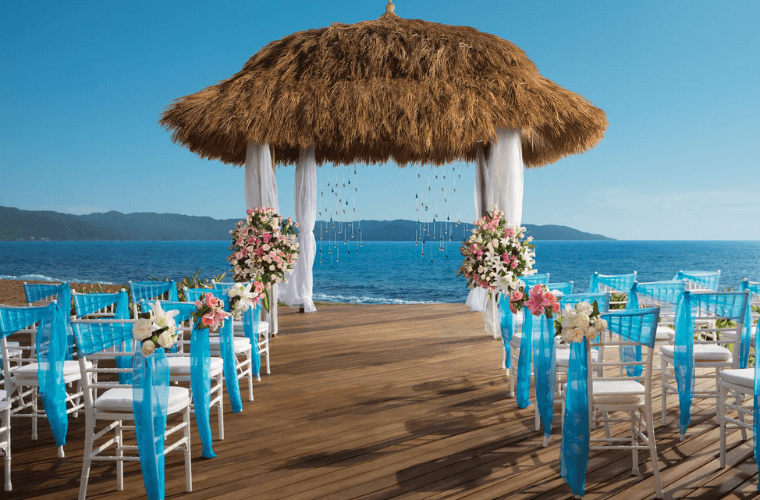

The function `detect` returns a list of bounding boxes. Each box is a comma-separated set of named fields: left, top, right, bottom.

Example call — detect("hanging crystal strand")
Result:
left=359, top=220, right=363, bottom=248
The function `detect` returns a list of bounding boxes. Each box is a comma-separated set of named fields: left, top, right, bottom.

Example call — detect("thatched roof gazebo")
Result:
left=160, top=0, right=607, bottom=327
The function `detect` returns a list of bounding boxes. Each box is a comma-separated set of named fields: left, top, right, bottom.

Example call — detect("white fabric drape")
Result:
left=488, top=129, right=524, bottom=226
left=244, top=143, right=280, bottom=213
left=466, top=144, right=490, bottom=312
left=245, top=142, right=280, bottom=334
left=465, top=130, right=525, bottom=338
left=279, top=145, right=317, bottom=312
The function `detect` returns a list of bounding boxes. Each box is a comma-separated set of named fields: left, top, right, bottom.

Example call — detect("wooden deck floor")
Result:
left=7, top=303, right=760, bottom=499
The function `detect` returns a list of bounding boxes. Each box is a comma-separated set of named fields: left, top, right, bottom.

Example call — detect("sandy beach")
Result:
left=0, top=279, right=125, bottom=306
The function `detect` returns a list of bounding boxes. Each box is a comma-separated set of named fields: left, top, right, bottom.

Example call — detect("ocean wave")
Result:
left=0, top=274, right=114, bottom=285
left=312, top=293, right=442, bottom=305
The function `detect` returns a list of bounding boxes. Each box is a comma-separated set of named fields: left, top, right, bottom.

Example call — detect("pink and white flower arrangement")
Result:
left=227, top=281, right=265, bottom=320
left=133, top=301, right=179, bottom=356
left=509, top=285, right=561, bottom=319
left=191, top=293, right=231, bottom=331
left=458, top=205, right=535, bottom=295
left=554, top=301, right=607, bottom=343
left=227, top=207, right=299, bottom=304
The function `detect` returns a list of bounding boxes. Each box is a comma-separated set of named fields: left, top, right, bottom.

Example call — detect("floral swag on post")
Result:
left=227, top=282, right=265, bottom=321
left=133, top=301, right=180, bottom=356
left=191, top=293, right=231, bottom=330
left=554, top=301, right=607, bottom=343
left=458, top=205, right=536, bottom=338
left=458, top=205, right=535, bottom=295
left=510, top=284, right=560, bottom=319
left=228, top=206, right=299, bottom=312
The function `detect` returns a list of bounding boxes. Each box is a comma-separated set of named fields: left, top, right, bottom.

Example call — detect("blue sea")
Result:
left=1, top=241, right=759, bottom=304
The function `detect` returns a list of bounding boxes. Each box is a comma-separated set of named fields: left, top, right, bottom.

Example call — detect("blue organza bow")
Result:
left=133, top=348, right=170, bottom=500
left=0, top=303, right=69, bottom=448
left=533, top=313, right=555, bottom=438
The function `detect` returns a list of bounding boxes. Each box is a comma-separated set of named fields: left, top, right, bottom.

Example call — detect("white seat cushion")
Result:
left=556, top=348, right=598, bottom=368
left=94, top=386, right=189, bottom=413
left=167, top=356, right=223, bottom=376
left=0, top=389, right=6, bottom=400
left=13, top=360, right=90, bottom=384
left=592, top=380, right=645, bottom=405
left=209, top=336, right=251, bottom=353
left=660, top=344, right=732, bottom=362
left=656, top=326, right=675, bottom=341
left=232, top=320, right=270, bottom=334
left=721, top=368, right=754, bottom=388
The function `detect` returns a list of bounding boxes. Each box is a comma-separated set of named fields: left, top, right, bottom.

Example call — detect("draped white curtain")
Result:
left=245, top=142, right=280, bottom=333
left=465, top=129, right=524, bottom=338
left=465, top=144, right=490, bottom=312
left=279, top=145, right=317, bottom=312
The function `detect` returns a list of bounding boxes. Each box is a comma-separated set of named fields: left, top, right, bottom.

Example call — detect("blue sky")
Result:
left=1, top=0, right=758, bottom=240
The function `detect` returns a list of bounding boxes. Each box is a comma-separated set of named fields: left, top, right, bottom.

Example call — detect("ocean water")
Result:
left=1, top=240, right=758, bottom=304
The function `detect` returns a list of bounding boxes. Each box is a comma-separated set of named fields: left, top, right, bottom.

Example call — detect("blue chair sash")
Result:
left=0, top=303, right=69, bottom=447
left=521, top=274, right=550, bottom=287
left=547, top=282, right=573, bottom=295
left=130, top=281, right=179, bottom=304
left=132, top=348, right=170, bottom=500
left=533, top=313, right=555, bottom=437
left=674, top=291, right=748, bottom=435
left=23, top=283, right=74, bottom=360
left=674, top=270, right=720, bottom=291
left=516, top=311, right=533, bottom=409
left=220, top=298, right=242, bottom=413
left=560, top=340, right=588, bottom=496
left=498, top=294, right=514, bottom=370
left=753, top=317, right=760, bottom=490
left=75, top=291, right=134, bottom=382
left=561, top=308, right=659, bottom=497
left=588, top=273, right=636, bottom=295
left=190, top=322, right=216, bottom=458
left=740, top=280, right=759, bottom=369
left=243, top=304, right=262, bottom=378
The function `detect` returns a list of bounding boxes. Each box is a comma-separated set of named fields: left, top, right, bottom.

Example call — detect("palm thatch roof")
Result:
left=160, top=3, right=607, bottom=168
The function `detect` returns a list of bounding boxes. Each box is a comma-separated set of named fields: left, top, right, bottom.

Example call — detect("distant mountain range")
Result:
left=0, top=206, right=613, bottom=241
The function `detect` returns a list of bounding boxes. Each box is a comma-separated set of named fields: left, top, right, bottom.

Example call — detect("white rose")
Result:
left=269, top=265, right=275, bottom=271
left=157, top=331, right=175, bottom=349
left=133, top=319, right=153, bottom=341
left=575, top=302, right=593, bottom=315
left=571, top=327, right=585, bottom=343
left=585, top=326, right=598, bottom=340
left=141, top=340, right=156, bottom=357
left=561, top=312, right=575, bottom=329
left=571, top=312, right=590, bottom=329
left=595, top=318, right=608, bottom=332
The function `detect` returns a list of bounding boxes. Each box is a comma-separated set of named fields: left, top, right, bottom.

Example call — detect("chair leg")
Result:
left=534, top=404, right=540, bottom=432
left=78, top=420, right=95, bottom=500
left=116, top=421, right=123, bottom=490
left=265, top=339, right=271, bottom=375
left=3, top=408, right=10, bottom=492
left=604, top=411, right=612, bottom=444
left=183, top=406, right=192, bottom=492
left=246, top=350, right=254, bottom=402
left=631, top=411, right=639, bottom=475
left=501, top=348, right=506, bottom=370
left=31, top=388, right=38, bottom=440
left=661, top=360, right=668, bottom=426
left=217, top=374, right=225, bottom=441
left=718, top=383, right=727, bottom=468
left=734, top=391, right=748, bottom=441
left=645, top=406, right=663, bottom=498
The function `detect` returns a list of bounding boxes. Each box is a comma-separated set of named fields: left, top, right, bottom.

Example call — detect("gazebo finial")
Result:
left=386, top=0, right=395, bottom=14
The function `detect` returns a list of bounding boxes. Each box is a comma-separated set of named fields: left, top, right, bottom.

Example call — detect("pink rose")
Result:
left=201, top=314, right=214, bottom=326
left=195, top=300, right=202, bottom=308
left=205, top=293, right=219, bottom=308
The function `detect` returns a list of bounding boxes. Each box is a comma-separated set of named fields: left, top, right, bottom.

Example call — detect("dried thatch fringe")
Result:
left=160, top=10, right=607, bottom=168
